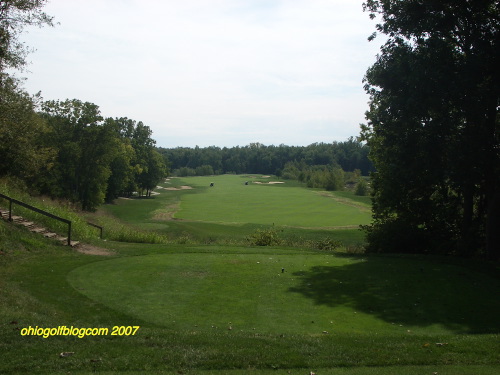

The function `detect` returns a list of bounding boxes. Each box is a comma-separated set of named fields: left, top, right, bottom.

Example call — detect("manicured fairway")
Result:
left=170, top=175, right=371, bottom=227
left=68, top=248, right=500, bottom=336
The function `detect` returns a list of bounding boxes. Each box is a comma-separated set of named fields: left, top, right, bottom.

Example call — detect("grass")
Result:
left=1, top=231, right=499, bottom=374
left=93, top=175, right=369, bottom=247
left=1, top=175, right=499, bottom=374
left=172, top=175, right=371, bottom=228
left=67, top=250, right=499, bottom=335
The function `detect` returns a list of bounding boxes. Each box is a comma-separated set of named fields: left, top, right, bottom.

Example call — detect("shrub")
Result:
left=247, top=226, right=283, bottom=246
left=355, top=179, right=369, bottom=196
left=308, top=237, right=342, bottom=251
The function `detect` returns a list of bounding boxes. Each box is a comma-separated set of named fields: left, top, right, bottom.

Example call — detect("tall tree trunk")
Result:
left=486, top=181, right=500, bottom=260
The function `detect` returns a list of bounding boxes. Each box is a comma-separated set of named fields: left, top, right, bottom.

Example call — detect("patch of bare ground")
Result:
left=152, top=202, right=181, bottom=221
left=76, top=244, right=116, bottom=256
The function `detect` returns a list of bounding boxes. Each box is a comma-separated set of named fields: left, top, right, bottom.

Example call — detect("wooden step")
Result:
left=0, top=206, right=78, bottom=247
left=30, top=227, right=47, bottom=234
left=19, top=221, right=35, bottom=227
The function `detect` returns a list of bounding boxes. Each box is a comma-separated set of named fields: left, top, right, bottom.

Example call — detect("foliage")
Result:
left=0, top=76, right=54, bottom=180
left=306, top=237, right=342, bottom=251
left=361, top=0, right=500, bottom=259
left=24, top=102, right=168, bottom=210
left=0, top=0, right=55, bottom=73
left=282, top=162, right=348, bottom=191
left=247, top=226, right=283, bottom=246
left=0, top=1, right=55, bottom=183
left=355, top=179, right=369, bottom=196
left=162, top=137, right=374, bottom=177
left=175, top=164, right=214, bottom=177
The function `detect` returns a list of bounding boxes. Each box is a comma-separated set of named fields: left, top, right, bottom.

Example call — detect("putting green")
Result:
left=170, top=175, right=371, bottom=227
left=67, top=249, right=499, bottom=336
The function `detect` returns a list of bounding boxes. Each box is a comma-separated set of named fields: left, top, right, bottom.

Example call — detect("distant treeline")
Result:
left=159, top=138, right=374, bottom=177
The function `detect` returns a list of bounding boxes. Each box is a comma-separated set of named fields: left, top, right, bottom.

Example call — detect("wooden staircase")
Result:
left=0, top=209, right=79, bottom=247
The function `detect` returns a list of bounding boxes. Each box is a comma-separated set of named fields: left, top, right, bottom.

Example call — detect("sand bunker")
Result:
left=253, top=181, right=285, bottom=185
left=165, top=186, right=193, bottom=191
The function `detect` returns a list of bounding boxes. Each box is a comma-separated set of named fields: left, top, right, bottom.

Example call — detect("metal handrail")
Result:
left=0, top=193, right=72, bottom=245
left=86, top=221, right=103, bottom=239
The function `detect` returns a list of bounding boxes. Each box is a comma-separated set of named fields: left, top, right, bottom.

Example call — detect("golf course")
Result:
left=1, top=174, right=499, bottom=374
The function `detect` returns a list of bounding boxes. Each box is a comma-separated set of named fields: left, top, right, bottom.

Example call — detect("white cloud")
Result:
left=17, top=0, right=382, bottom=147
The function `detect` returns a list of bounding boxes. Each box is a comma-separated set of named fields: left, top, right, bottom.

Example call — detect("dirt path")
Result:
left=76, top=244, right=116, bottom=256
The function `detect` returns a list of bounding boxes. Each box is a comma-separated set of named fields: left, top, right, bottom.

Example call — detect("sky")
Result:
left=17, top=0, right=383, bottom=148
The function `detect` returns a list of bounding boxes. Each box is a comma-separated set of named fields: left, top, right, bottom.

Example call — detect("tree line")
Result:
left=362, top=0, right=499, bottom=260
left=160, top=139, right=374, bottom=177
left=1, top=91, right=168, bottom=210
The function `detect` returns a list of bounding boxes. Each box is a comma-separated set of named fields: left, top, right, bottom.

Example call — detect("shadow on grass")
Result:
left=289, top=254, right=500, bottom=334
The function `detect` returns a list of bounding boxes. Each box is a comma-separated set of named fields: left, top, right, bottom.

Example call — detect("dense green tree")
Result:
left=105, top=140, right=136, bottom=201
left=130, top=121, right=168, bottom=196
left=0, top=76, right=53, bottom=180
left=361, top=0, right=499, bottom=259
left=101, top=118, right=136, bottom=201
left=355, top=177, right=370, bottom=196
left=136, top=148, right=167, bottom=196
left=0, top=0, right=54, bottom=74
left=0, top=0, right=55, bottom=182
left=37, top=99, right=116, bottom=210
left=35, top=107, right=168, bottom=208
